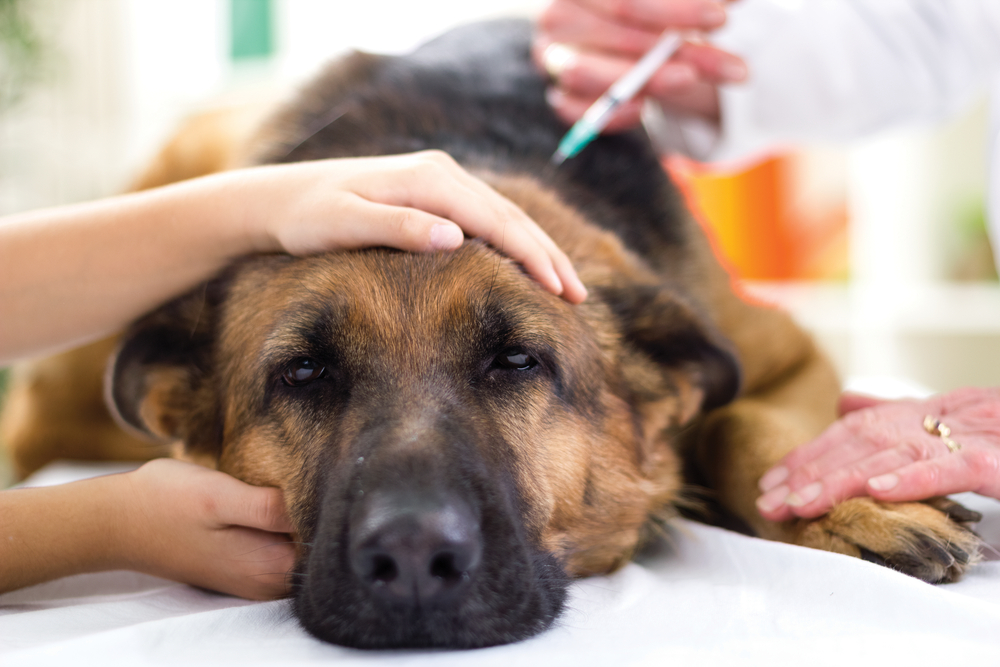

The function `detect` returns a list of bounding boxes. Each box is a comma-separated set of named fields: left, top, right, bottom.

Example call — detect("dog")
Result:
left=1, top=19, right=983, bottom=649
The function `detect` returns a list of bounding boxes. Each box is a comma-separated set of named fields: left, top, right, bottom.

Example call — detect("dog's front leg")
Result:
left=690, top=340, right=982, bottom=583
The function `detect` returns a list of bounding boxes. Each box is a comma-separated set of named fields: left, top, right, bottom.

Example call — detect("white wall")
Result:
left=0, top=0, right=546, bottom=215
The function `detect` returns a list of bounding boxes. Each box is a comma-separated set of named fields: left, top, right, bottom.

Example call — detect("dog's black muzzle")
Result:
left=292, top=407, right=568, bottom=649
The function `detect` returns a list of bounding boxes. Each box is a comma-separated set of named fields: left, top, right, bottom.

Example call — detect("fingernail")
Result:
left=720, top=61, right=748, bottom=82
left=868, top=473, right=899, bottom=492
left=759, top=466, right=788, bottom=492
left=429, top=223, right=463, bottom=249
left=702, top=4, right=727, bottom=26
left=785, top=482, right=822, bottom=507
left=756, top=485, right=789, bottom=514
left=542, top=43, right=577, bottom=80
left=545, top=86, right=565, bottom=110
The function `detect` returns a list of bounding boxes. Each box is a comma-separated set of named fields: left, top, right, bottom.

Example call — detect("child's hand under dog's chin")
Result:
left=118, top=459, right=297, bottom=600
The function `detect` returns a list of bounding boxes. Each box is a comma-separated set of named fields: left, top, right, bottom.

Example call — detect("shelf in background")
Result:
left=743, top=281, right=1000, bottom=394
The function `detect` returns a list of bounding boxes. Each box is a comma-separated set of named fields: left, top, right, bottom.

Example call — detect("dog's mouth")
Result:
left=290, top=449, right=569, bottom=649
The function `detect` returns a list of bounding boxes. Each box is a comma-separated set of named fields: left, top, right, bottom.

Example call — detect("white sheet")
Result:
left=2, top=461, right=1000, bottom=665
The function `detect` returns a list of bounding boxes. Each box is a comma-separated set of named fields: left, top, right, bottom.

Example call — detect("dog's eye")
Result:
left=283, top=358, right=326, bottom=386
left=494, top=348, right=537, bottom=371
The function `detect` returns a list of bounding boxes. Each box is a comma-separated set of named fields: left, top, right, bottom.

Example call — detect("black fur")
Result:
left=260, top=19, right=690, bottom=262
left=294, top=405, right=570, bottom=648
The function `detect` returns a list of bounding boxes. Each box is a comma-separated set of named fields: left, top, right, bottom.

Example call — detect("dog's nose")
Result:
left=350, top=494, right=482, bottom=604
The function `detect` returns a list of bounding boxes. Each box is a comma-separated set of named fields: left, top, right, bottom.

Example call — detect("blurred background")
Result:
left=1, top=0, right=998, bottom=483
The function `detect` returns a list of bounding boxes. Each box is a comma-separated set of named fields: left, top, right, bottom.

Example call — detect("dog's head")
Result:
left=107, top=179, right=738, bottom=648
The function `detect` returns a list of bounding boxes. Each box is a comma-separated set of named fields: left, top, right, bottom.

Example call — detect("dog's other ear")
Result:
left=599, top=283, right=741, bottom=419
left=106, top=282, right=225, bottom=457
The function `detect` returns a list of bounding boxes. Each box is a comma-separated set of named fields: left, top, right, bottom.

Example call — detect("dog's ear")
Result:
left=598, top=283, right=741, bottom=420
left=106, top=282, right=225, bottom=457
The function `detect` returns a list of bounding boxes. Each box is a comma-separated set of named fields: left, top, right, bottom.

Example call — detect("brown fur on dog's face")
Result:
left=109, top=216, right=738, bottom=646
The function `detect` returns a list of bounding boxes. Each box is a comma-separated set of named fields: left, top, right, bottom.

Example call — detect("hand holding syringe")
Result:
left=535, top=0, right=746, bottom=159
left=552, top=31, right=683, bottom=165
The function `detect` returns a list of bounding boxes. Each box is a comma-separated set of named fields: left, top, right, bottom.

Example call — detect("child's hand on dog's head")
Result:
left=239, top=151, right=588, bottom=305
left=0, top=150, right=584, bottom=364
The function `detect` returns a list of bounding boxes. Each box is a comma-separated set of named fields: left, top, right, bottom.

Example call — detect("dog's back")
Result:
left=257, top=20, right=690, bottom=270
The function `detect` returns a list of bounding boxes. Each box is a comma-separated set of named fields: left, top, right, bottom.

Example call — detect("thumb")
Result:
left=837, top=392, right=888, bottom=416
left=427, top=220, right=465, bottom=250
left=344, top=199, right=465, bottom=252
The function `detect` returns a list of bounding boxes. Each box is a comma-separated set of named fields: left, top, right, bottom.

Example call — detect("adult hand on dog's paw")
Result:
left=243, top=151, right=587, bottom=304
left=533, top=0, right=747, bottom=130
left=121, top=459, right=296, bottom=600
left=756, top=387, right=1000, bottom=521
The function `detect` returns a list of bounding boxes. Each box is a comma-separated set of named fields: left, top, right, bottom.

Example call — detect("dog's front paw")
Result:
left=795, top=496, right=983, bottom=583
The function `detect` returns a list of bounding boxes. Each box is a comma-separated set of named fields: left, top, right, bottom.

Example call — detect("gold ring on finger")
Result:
left=923, top=415, right=962, bottom=453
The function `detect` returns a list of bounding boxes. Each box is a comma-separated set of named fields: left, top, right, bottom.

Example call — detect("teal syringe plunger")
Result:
left=551, top=31, right=683, bottom=166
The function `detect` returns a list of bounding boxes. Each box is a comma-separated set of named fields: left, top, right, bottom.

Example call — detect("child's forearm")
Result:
left=0, top=474, right=131, bottom=593
left=0, top=171, right=258, bottom=364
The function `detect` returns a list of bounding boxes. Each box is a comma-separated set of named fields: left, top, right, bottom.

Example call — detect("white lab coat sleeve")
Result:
left=714, top=0, right=1000, bottom=160
left=644, top=0, right=1000, bottom=163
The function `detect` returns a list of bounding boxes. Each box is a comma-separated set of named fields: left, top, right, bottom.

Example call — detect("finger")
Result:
left=866, top=453, right=985, bottom=502
left=780, top=400, right=950, bottom=492
left=540, top=43, right=739, bottom=128
left=316, top=194, right=467, bottom=253
left=533, top=236, right=588, bottom=304
left=345, top=153, right=586, bottom=303
left=441, top=180, right=586, bottom=303
left=779, top=428, right=917, bottom=493
left=540, top=0, right=726, bottom=55
left=443, top=165, right=589, bottom=303
left=539, top=0, right=665, bottom=57
left=574, top=0, right=728, bottom=31
left=394, top=154, right=589, bottom=303
left=406, top=170, right=567, bottom=296
left=758, top=420, right=863, bottom=493
left=838, top=392, right=888, bottom=416
left=549, top=47, right=698, bottom=100
left=775, top=442, right=943, bottom=519
left=217, top=485, right=295, bottom=534
left=546, top=86, right=645, bottom=130
left=755, top=487, right=797, bottom=522
left=668, top=42, right=747, bottom=84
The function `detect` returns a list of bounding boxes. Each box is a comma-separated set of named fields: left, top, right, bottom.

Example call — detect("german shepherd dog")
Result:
left=1, top=20, right=982, bottom=649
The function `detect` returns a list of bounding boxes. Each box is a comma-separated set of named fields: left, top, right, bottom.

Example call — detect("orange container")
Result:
left=666, top=154, right=848, bottom=281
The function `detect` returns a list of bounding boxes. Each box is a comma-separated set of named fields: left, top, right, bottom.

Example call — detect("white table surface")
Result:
left=2, top=461, right=999, bottom=666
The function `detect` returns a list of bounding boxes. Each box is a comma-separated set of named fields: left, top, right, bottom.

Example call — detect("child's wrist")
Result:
left=200, top=167, right=283, bottom=256
left=86, top=472, right=141, bottom=573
